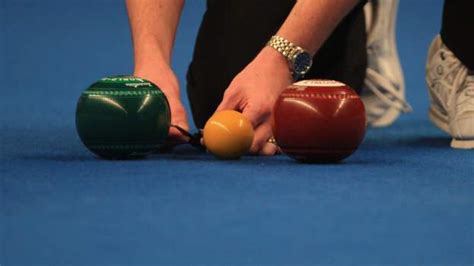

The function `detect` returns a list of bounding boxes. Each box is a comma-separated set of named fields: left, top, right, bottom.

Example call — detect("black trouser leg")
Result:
left=440, top=0, right=474, bottom=70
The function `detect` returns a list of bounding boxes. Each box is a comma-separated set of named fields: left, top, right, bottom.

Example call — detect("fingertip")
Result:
left=259, top=143, right=278, bottom=156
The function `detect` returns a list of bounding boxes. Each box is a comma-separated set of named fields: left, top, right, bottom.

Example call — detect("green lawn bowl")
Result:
left=76, top=76, right=171, bottom=159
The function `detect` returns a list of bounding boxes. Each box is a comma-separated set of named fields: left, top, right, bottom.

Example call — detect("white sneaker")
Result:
left=426, top=35, right=474, bottom=149
left=361, top=0, right=412, bottom=127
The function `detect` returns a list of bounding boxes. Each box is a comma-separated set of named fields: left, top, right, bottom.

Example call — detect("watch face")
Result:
left=293, top=52, right=313, bottom=75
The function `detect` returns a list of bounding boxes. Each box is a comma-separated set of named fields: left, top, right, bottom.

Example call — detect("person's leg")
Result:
left=187, top=0, right=368, bottom=129
left=425, top=0, right=474, bottom=149
left=440, top=0, right=474, bottom=70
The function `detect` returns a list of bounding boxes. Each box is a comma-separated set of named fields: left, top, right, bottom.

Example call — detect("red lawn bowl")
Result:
left=272, top=79, right=366, bottom=163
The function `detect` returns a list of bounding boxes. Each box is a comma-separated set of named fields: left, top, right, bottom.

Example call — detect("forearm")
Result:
left=126, top=0, right=184, bottom=69
left=277, top=0, right=360, bottom=55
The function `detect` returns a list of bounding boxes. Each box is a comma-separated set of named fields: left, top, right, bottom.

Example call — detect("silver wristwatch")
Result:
left=267, top=35, right=313, bottom=80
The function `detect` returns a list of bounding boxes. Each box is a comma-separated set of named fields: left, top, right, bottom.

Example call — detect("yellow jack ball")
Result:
left=203, top=110, right=254, bottom=159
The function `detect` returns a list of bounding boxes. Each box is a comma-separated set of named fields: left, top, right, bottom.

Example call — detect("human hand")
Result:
left=216, top=47, right=293, bottom=155
left=134, top=63, right=189, bottom=145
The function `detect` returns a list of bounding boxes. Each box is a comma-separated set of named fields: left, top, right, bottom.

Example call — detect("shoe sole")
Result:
left=429, top=107, right=474, bottom=149
left=451, top=138, right=474, bottom=149
left=451, top=139, right=474, bottom=149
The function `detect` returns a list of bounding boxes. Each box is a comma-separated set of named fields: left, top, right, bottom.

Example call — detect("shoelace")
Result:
left=364, top=68, right=413, bottom=113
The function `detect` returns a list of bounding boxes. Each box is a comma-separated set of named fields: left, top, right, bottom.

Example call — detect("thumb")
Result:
left=215, top=87, right=239, bottom=113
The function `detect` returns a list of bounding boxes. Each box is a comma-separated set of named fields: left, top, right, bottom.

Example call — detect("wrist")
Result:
left=266, top=35, right=313, bottom=80
left=257, top=46, right=292, bottom=79
left=134, top=57, right=173, bottom=77
left=133, top=43, right=172, bottom=71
